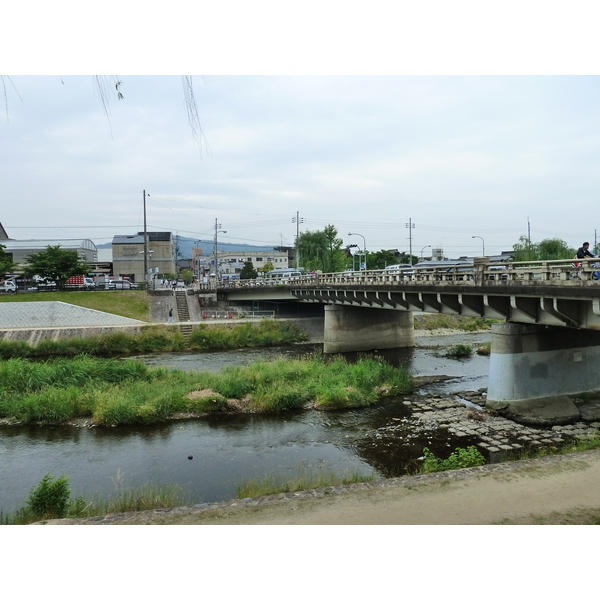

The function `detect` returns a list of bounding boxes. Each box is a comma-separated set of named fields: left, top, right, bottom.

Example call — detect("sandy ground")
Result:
left=42, top=449, right=600, bottom=525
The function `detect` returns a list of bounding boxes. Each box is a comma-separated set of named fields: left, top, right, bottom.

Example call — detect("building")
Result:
left=211, top=250, right=289, bottom=279
left=0, top=238, right=98, bottom=266
left=112, top=232, right=175, bottom=283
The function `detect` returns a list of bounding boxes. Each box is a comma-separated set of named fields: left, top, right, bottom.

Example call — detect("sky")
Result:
left=3, top=2, right=600, bottom=262
left=4, top=74, right=600, bottom=260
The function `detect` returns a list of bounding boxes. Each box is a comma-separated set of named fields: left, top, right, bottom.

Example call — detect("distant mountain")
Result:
left=97, top=236, right=281, bottom=258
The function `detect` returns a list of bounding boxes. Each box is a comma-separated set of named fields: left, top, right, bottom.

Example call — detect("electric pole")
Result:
left=406, top=218, right=415, bottom=266
left=143, top=190, right=148, bottom=284
left=292, top=212, right=305, bottom=269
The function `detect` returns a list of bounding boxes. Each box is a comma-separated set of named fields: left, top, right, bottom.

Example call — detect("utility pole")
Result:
left=292, top=212, right=305, bottom=269
left=406, top=218, right=415, bottom=266
left=213, top=219, right=226, bottom=279
left=143, top=190, right=148, bottom=284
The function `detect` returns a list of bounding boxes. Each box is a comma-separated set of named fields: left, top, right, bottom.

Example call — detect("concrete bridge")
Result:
left=212, top=258, right=600, bottom=425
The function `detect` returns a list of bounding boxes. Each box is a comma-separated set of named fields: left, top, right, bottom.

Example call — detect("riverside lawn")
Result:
left=0, top=352, right=414, bottom=426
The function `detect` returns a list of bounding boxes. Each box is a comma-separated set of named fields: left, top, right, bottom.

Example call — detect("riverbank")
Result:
left=37, top=449, right=600, bottom=524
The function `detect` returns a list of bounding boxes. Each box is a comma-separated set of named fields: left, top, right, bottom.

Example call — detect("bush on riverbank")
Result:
left=0, top=320, right=306, bottom=359
left=444, top=343, right=474, bottom=359
left=187, top=320, right=306, bottom=350
left=421, top=446, right=486, bottom=473
left=8, top=472, right=189, bottom=524
left=414, top=314, right=497, bottom=332
left=0, top=353, right=414, bottom=426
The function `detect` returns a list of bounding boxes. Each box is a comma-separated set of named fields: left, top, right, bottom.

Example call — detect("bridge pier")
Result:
left=487, top=322, right=600, bottom=425
left=323, top=305, right=414, bottom=353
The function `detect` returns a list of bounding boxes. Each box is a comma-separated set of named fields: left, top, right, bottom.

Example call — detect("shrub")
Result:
left=444, top=344, right=473, bottom=358
left=421, top=446, right=486, bottom=473
left=23, top=473, right=71, bottom=520
left=476, top=343, right=491, bottom=356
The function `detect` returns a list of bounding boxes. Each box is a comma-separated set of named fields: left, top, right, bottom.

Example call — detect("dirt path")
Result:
left=42, top=449, right=600, bottom=525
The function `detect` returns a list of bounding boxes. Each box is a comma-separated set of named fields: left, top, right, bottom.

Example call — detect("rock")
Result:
left=493, top=396, right=581, bottom=427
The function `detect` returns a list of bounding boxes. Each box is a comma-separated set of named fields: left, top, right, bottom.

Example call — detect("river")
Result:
left=0, top=331, right=491, bottom=515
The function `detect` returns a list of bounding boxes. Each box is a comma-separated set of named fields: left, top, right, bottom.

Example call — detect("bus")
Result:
left=265, top=268, right=303, bottom=281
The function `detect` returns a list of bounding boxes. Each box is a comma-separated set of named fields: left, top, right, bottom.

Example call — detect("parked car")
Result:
left=108, top=279, right=137, bottom=290
left=0, top=280, right=17, bottom=293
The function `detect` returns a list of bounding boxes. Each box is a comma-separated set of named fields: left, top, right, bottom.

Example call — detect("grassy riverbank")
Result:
left=0, top=320, right=307, bottom=358
left=0, top=352, right=414, bottom=426
left=0, top=290, right=149, bottom=321
left=414, top=314, right=497, bottom=331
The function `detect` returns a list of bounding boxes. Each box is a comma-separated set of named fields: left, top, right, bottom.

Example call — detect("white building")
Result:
left=210, top=250, right=289, bottom=279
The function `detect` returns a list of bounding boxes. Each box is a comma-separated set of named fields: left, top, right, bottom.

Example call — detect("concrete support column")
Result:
left=323, top=305, right=414, bottom=353
left=487, top=322, right=600, bottom=425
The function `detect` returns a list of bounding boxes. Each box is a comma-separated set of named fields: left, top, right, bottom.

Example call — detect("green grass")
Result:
left=7, top=471, right=190, bottom=524
left=187, top=319, right=306, bottom=350
left=0, top=290, right=150, bottom=321
left=236, top=464, right=375, bottom=498
left=0, top=352, right=414, bottom=426
left=414, top=314, right=497, bottom=332
left=421, top=446, right=487, bottom=473
left=506, top=434, right=600, bottom=461
left=0, top=320, right=304, bottom=359
left=444, top=343, right=474, bottom=358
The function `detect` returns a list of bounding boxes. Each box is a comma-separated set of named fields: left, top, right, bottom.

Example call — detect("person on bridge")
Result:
left=573, top=242, right=597, bottom=280
left=576, top=242, right=595, bottom=260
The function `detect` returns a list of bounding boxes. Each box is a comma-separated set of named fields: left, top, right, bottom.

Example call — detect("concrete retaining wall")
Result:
left=323, top=305, right=414, bottom=353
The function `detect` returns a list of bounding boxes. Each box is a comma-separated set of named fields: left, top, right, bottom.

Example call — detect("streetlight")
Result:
left=348, top=233, right=366, bottom=270
left=472, top=236, right=485, bottom=256
left=421, top=245, right=431, bottom=260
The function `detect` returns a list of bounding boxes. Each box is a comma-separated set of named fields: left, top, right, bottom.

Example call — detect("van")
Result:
left=0, top=280, right=17, bottom=293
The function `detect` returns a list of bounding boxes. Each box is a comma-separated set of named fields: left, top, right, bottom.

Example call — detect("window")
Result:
left=256, top=257, right=263, bottom=261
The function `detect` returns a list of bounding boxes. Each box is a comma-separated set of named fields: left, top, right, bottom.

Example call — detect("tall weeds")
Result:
left=0, top=321, right=304, bottom=359
left=0, top=353, right=414, bottom=426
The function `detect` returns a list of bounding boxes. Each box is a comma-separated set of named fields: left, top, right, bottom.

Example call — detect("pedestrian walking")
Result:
left=168, top=308, right=174, bottom=324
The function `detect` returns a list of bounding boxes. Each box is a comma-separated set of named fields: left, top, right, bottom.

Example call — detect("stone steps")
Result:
left=175, top=291, right=190, bottom=322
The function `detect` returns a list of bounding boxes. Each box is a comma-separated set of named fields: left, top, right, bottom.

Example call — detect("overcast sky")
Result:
left=3, top=5, right=600, bottom=260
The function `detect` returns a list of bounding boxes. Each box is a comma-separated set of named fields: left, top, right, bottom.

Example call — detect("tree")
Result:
left=512, top=236, right=575, bottom=261
left=240, top=261, right=258, bottom=280
left=23, top=245, right=90, bottom=287
left=537, top=238, right=576, bottom=260
left=365, top=249, right=401, bottom=270
left=2, top=76, right=208, bottom=152
left=298, top=225, right=346, bottom=273
left=0, top=244, right=16, bottom=278
left=179, top=268, right=194, bottom=284
left=259, top=261, right=275, bottom=274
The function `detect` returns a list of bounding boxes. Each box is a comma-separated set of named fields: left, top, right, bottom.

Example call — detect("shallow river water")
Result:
left=0, top=332, right=491, bottom=514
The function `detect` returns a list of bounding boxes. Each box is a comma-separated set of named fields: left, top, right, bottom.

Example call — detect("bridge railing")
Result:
left=214, top=258, right=600, bottom=290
